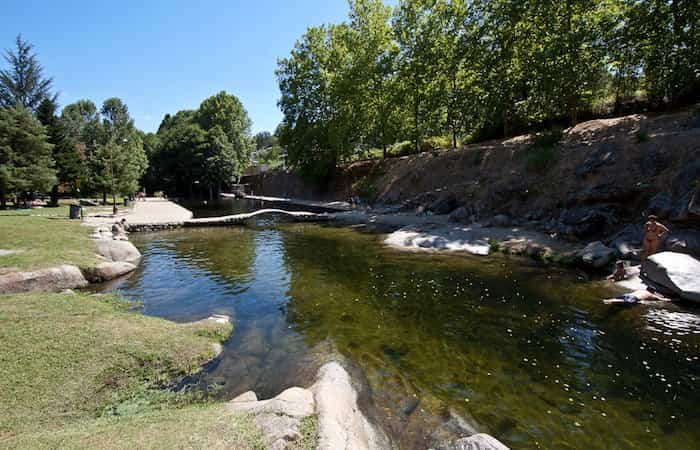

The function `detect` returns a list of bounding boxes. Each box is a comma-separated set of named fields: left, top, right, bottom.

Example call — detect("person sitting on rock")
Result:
left=607, top=260, right=628, bottom=282
left=642, top=215, right=669, bottom=261
left=603, top=287, right=670, bottom=305
left=111, top=218, right=129, bottom=240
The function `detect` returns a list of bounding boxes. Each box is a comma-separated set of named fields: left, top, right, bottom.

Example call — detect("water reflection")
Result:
left=103, top=223, right=700, bottom=450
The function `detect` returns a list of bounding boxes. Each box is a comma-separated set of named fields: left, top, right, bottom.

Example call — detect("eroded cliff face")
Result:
left=245, top=109, right=700, bottom=244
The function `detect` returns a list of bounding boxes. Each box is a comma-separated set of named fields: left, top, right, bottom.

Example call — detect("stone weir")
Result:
left=126, top=208, right=331, bottom=232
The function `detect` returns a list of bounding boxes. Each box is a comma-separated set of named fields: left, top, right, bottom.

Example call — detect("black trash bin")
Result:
left=69, top=204, right=83, bottom=219
left=124, top=198, right=130, bottom=207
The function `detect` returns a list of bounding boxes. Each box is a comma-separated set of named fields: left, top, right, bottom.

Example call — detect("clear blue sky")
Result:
left=2, top=0, right=382, bottom=134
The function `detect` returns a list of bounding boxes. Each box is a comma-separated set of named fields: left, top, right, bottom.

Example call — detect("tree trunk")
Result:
left=50, top=185, right=59, bottom=207
left=102, top=191, right=107, bottom=205
left=383, top=144, right=387, bottom=159
left=0, top=191, right=6, bottom=209
left=208, top=184, right=213, bottom=202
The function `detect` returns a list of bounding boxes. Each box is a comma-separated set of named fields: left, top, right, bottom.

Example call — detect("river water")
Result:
left=103, top=201, right=700, bottom=449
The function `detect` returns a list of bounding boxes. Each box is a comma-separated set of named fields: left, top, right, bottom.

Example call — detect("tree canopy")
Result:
left=0, top=35, right=55, bottom=111
left=0, top=104, right=55, bottom=207
left=147, top=91, right=254, bottom=197
left=277, top=0, right=700, bottom=178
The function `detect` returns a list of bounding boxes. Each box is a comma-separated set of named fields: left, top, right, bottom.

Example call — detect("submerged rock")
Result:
left=642, top=252, right=700, bottom=302
left=439, top=433, right=510, bottom=450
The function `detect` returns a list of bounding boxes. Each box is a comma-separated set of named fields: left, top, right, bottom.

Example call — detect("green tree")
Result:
left=203, top=126, right=242, bottom=199
left=59, top=100, right=101, bottom=195
left=0, top=105, right=55, bottom=207
left=0, top=35, right=55, bottom=111
left=99, top=98, right=147, bottom=208
left=36, top=98, right=85, bottom=204
left=154, top=117, right=207, bottom=196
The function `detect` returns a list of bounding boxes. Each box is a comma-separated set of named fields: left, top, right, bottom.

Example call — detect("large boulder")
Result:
left=227, top=388, right=315, bottom=450
left=664, top=229, right=700, bottom=257
left=642, top=252, right=700, bottom=302
left=577, top=241, right=616, bottom=269
left=558, top=207, right=617, bottom=238
left=227, top=387, right=314, bottom=419
left=95, top=239, right=141, bottom=264
left=82, top=261, right=137, bottom=283
left=606, top=224, right=643, bottom=260
left=449, top=206, right=470, bottom=223
left=429, top=192, right=458, bottom=215
left=0, top=265, right=88, bottom=294
left=312, top=362, right=389, bottom=450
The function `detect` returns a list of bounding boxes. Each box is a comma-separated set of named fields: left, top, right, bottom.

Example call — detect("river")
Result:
left=101, top=200, right=700, bottom=449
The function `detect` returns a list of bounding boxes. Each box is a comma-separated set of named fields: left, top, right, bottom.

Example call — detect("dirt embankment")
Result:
left=245, top=109, right=700, bottom=253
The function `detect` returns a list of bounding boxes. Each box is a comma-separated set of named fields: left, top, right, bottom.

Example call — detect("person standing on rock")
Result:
left=642, top=215, right=669, bottom=261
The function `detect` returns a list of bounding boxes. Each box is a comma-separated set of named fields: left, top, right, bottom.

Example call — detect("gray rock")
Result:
left=577, top=241, right=616, bottom=269
left=229, top=389, right=314, bottom=450
left=559, top=207, right=617, bottom=238
left=429, top=193, right=457, bottom=215
left=492, top=214, right=512, bottom=227
left=449, top=207, right=470, bottom=223
left=82, top=261, right=137, bottom=283
left=646, top=192, right=673, bottom=218
left=640, top=143, right=670, bottom=177
left=664, top=229, right=700, bottom=257
left=227, top=386, right=314, bottom=419
left=689, top=187, right=700, bottom=216
left=443, top=434, right=510, bottom=450
left=95, top=239, right=141, bottom=264
left=312, top=362, right=390, bottom=450
left=576, top=142, right=618, bottom=178
left=0, top=265, right=88, bottom=294
left=573, top=182, right=639, bottom=205
left=642, top=252, right=700, bottom=302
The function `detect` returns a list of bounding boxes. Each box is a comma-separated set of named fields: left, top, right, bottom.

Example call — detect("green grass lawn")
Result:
left=0, top=291, right=268, bottom=449
left=0, top=212, right=99, bottom=273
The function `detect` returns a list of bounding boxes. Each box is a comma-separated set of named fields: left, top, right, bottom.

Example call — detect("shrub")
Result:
left=526, top=127, right=563, bottom=172
left=354, top=177, right=378, bottom=203
left=421, top=135, right=452, bottom=151
left=388, top=141, right=414, bottom=157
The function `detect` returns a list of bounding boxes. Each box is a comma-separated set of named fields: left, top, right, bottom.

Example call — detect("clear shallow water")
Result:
left=103, top=222, right=700, bottom=449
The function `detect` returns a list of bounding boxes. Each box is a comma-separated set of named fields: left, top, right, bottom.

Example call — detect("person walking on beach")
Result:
left=642, top=215, right=669, bottom=261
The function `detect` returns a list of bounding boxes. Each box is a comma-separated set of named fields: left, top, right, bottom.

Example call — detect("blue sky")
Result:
left=1, top=0, right=379, bottom=134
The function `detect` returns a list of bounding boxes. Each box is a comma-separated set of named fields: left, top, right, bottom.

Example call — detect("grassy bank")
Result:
left=0, top=212, right=98, bottom=273
left=0, top=291, right=264, bottom=448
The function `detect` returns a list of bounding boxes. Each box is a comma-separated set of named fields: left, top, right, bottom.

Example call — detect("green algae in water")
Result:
left=116, top=224, right=700, bottom=449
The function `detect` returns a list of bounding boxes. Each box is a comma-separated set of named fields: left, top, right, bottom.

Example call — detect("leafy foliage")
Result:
left=277, top=0, right=700, bottom=177
left=0, top=104, right=55, bottom=206
left=148, top=92, right=253, bottom=197
left=0, top=34, right=55, bottom=111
